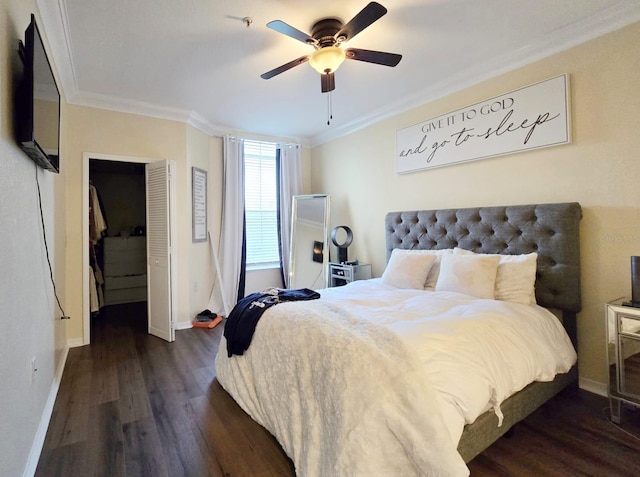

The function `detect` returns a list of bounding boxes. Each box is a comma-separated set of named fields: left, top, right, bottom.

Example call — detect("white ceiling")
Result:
left=36, top=0, right=640, bottom=147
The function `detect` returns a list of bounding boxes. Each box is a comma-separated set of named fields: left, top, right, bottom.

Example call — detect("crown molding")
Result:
left=66, top=90, right=232, bottom=138
left=37, top=1, right=640, bottom=147
left=35, top=0, right=77, bottom=101
left=309, top=3, right=640, bottom=147
left=187, top=111, right=227, bottom=137
left=67, top=89, right=191, bottom=122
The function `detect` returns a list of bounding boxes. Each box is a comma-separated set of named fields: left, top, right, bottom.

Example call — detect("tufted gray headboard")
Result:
left=385, top=203, right=582, bottom=344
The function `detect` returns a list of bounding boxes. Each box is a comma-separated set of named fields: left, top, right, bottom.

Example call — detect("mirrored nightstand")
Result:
left=606, top=298, right=640, bottom=423
left=328, top=262, right=371, bottom=287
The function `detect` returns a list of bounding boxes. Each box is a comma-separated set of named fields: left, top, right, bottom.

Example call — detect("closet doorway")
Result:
left=83, top=153, right=177, bottom=345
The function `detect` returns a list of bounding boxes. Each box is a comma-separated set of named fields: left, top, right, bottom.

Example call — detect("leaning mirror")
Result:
left=289, top=194, right=330, bottom=289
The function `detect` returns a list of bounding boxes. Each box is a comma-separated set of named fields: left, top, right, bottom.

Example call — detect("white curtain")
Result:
left=208, top=135, right=245, bottom=316
left=278, top=144, right=302, bottom=287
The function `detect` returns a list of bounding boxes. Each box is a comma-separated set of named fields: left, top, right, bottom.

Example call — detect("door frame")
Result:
left=82, top=152, right=171, bottom=345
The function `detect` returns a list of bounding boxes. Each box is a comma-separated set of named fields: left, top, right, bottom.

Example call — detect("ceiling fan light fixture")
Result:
left=309, top=46, right=346, bottom=74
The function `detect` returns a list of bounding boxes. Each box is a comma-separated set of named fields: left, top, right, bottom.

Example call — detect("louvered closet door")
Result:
left=146, top=160, right=176, bottom=342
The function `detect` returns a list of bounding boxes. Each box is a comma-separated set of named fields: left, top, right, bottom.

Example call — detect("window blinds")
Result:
left=244, top=140, right=279, bottom=267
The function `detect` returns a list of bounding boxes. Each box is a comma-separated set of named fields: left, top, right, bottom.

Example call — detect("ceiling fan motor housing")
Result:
left=311, top=18, right=344, bottom=47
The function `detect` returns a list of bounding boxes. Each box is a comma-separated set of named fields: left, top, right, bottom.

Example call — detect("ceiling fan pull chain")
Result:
left=327, top=90, right=334, bottom=126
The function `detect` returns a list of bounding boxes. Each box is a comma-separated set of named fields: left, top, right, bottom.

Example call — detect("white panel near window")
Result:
left=244, top=140, right=279, bottom=268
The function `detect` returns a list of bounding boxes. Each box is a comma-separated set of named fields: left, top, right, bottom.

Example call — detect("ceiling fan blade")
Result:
left=267, top=20, right=317, bottom=46
left=345, top=48, right=402, bottom=67
left=321, top=73, right=335, bottom=93
left=261, top=55, right=310, bottom=79
left=335, top=2, right=387, bottom=42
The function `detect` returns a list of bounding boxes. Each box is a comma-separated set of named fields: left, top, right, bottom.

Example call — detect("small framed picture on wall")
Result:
left=192, top=167, right=207, bottom=242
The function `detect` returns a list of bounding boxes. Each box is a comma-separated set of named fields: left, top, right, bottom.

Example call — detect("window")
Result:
left=244, top=140, right=279, bottom=269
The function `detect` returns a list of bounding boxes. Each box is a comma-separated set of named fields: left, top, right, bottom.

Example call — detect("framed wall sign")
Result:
left=192, top=167, right=207, bottom=242
left=396, top=74, right=571, bottom=174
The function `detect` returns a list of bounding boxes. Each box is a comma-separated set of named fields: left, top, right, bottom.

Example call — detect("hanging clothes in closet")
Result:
left=90, top=182, right=107, bottom=243
left=89, top=182, right=108, bottom=313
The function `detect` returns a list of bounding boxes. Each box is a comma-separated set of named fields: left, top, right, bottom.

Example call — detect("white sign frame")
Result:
left=396, top=74, right=571, bottom=174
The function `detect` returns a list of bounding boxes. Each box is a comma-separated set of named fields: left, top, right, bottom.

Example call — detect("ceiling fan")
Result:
left=260, top=2, right=402, bottom=94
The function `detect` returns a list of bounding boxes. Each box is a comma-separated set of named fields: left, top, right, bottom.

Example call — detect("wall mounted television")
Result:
left=16, top=14, right=60, bottom=173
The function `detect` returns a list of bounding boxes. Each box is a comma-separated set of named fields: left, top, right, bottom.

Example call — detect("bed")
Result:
left=215, top=202, right=582, bottom=476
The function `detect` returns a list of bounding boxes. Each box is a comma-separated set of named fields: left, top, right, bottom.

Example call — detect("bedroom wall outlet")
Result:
left=31, top=356, right=37, bottom=384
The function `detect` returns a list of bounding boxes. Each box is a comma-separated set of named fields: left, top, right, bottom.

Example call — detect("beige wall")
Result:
left=65, top=105, right=221, bottom=339
left=311, top=22, right=640, bottom=389
left=64, top=114, right=308, bottom=334
left=0, top=3, right=67, bottom=476
left=187, top=126, right=219, bottom=319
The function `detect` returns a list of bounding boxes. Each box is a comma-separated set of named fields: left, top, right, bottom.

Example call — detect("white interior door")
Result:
left=146, top=160, right=176, bottom=342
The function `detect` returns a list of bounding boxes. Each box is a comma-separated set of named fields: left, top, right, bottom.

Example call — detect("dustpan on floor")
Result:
left=193, top=309, right=223, bottom=329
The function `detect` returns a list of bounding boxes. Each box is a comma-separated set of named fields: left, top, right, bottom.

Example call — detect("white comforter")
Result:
left=215, top=279, right=577, bottom=477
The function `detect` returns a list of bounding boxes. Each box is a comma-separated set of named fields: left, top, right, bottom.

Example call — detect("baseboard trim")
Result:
left=22, top=345, right=70, bottom=477
left=579, top=377, right=608, bottom=397
left=67, top=337, right=84, bottom=348
left=175, top=320, right=193, bottom=331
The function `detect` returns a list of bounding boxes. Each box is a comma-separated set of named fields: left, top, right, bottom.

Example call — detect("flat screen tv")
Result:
left=17, top=14, right=60, bottom=173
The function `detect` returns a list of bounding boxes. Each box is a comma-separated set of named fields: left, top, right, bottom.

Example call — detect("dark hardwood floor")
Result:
left=36, top=303, right=640, bottom=476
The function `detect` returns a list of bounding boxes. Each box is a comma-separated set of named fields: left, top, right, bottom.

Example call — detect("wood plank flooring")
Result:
left=36, top=303, right=640, bottom=476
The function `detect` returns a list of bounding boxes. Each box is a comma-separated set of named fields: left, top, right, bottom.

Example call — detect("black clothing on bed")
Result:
left=224, top=288, right=320, bottom=357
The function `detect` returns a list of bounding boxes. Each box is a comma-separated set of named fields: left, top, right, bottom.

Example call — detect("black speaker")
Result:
left=632, top=256, right=640, bottom=304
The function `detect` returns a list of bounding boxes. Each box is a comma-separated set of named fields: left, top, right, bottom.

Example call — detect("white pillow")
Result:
left=435, top=254, right=501, bottom=299
left=419, top=249, right=454, bottom=291
left=453, top=248, right=538, bottom=305
left=382, top=249, right=437, bottom=289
